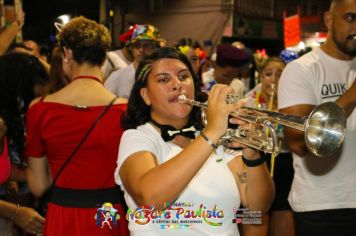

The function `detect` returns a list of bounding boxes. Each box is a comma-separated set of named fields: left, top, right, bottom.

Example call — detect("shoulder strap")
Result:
left=52, top=96, right=118, bottom=185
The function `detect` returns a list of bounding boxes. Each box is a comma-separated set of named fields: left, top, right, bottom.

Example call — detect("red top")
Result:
left=0, top=137, right=11, bottom=185
left=26, top=99, right=127, bottom=189
left=26, top=99, right=129, bottom=235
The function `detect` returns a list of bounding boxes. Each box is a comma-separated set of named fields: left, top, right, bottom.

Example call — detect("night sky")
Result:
left=22, top=0, right=99, bottom=45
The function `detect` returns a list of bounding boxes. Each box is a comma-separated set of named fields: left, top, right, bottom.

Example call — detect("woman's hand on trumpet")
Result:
left=203, top=85, right=240, bottom=141
left=228, top=101, right=261, bottom=160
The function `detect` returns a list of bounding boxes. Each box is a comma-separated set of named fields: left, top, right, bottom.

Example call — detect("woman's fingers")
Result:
left=205, top=84, right=236, bottom=137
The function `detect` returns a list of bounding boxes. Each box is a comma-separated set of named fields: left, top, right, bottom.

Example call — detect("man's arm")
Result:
left=0, top=10, right=25, bottom=55
left=280, top=104, right=315, bottom=157
left=336, top=79, right=356, bottom=117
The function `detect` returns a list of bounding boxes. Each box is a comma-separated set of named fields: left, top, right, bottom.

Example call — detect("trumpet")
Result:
left=178, top=95, right=347, bottom=157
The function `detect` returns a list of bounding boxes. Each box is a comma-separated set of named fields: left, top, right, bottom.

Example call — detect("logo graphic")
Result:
left=95, top=202, right=120, bottom=229
left=233, top=208, right=262, bottom=225
left=321, top=83, right=346, bottom=99
left=126, top=202, right=225, bottom=230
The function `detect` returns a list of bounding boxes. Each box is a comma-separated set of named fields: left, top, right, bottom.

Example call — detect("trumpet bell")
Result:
left=305, top=102, right=346, bottom=157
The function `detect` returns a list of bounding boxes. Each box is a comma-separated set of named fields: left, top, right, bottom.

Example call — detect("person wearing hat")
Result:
left=202, top=44, right=251, bottom=100
left=104, top=24, right=161, bottom=99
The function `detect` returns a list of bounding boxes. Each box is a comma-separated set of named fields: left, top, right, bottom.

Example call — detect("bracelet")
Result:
left=200, top=132, right=218, bottom=149
left=242, top=155, right=266, bottom=167
left=11, top=203, right=20, bottom=221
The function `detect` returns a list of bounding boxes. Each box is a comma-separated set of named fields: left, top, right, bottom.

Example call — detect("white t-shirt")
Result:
left=278, top=47, right=356, bottom=212
left=101, top=51, right=129, bottom=80
left=112, top=49, right=132, bottom=67
left=115, top=123, right=241, bottom=236
left=104, top=63, right=135, bottom=99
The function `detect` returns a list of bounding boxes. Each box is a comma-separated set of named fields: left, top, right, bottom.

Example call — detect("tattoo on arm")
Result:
left=238, top=168, right=247, bottom=184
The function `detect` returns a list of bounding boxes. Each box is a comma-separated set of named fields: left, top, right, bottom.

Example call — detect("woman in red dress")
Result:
left=26, top=16, right=129, bottom=236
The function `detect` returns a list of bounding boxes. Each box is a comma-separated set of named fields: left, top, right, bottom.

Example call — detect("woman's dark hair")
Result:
left=0, top=53, right=49, bottom=163
left=122, top=47, right=205, bottom=130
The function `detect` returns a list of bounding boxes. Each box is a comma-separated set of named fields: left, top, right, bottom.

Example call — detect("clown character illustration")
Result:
left=101, top=211, right=113, bottom=229
left=95, top=202, right=119, bottom=229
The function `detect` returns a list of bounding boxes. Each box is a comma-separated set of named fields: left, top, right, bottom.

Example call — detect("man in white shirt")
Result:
left=278, top=0, right=356, bottom=235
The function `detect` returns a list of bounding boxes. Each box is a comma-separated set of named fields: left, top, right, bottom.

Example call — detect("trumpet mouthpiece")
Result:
left=177, top=94, right=207, bottom=109
left=178, top=94, right=187, bottom=103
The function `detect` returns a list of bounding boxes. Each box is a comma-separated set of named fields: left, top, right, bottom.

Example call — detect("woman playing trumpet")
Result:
left=115, top=47, right=274, bottom=235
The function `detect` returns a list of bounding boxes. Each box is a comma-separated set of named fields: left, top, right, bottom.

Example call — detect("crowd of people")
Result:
left=0, top=0, right=355, bottom=235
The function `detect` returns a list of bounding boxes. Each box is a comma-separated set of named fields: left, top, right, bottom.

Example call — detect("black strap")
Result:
left=242, top=153, right=266, bottom=167
left=52, top=97, right=118, bottom=185
left=50, top=186, right=122, bottom=208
